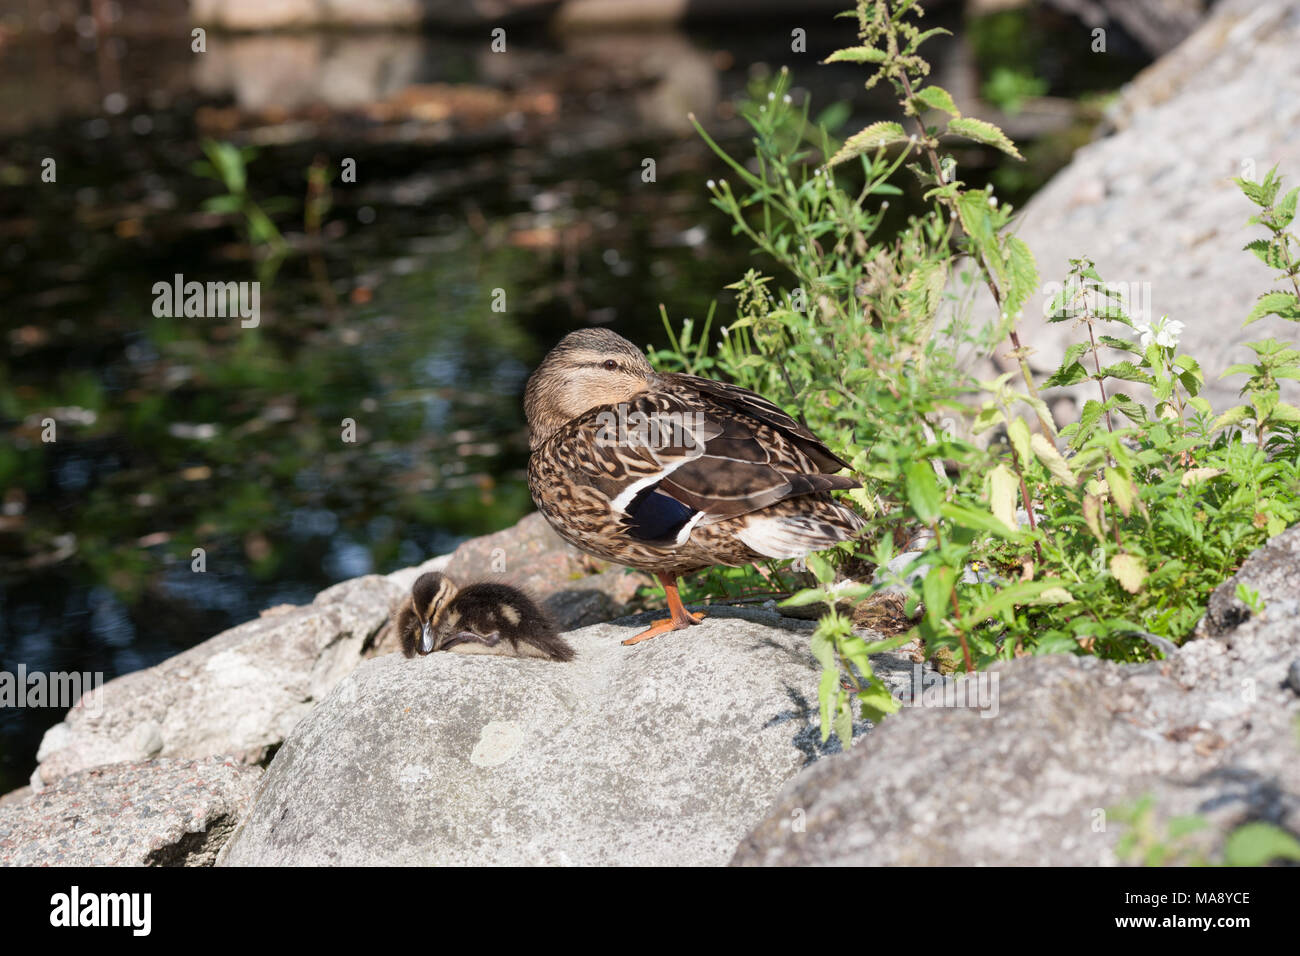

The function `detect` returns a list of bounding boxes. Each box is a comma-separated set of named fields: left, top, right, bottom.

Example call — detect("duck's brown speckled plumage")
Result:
left=524, top=329, right=864, bottom=642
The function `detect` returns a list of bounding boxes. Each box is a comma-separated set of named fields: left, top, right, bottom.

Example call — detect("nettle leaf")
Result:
left=972, top=403, right=1005, bottom=434
left=823, top=46, right=888, bottom=64
left=826, top=121, right=909, bottom=167
left=1082, top=494, right=1106, bottom=541
left=1031, top=433, right=1077, bottom=486
left=1246, top=291, right=1300, bottom=325
left=905, top=461, right=943, bottom=525
left=1099, top=334, right=1140, bottom=354
left=1244, top=238, right=1288, bottom=270
left=1180, top=467, right=1224, bottom=487
left=1273, top=401, right=1300, bottom=424
left=1235, top=172, right=1279, bottom=207
left=1046, top=285, right=1075, bottom=322
left=1223, top=822, right=1300, bottom=866
left=1213, top=404, right=1252, bottom=430
left=940, top=502, right=1025, bottom=540
left=1275, top=185, right=1299, bottom=229
left=1061, top=342, right=1090, bottom=366
left=1006, top=417, right=1031, bottom=469
left=914, top=85, right=959, bottom=116
left=1101, top=361, right=1154, bottom=385
left=1044, top=361, right=1090, bottom=388
left=946, top=117, right=1023, bottom=160
left=989, top=463, right=1019, bottom=532
left=1110, top=392, right=1148, bottom=424
left=1001, top=235, right=1038, bottom=320
left=966, top=579, right=1071, bottom=624
left=1104, top=466, right=1135, bottom=517
left=1110, top=553, right=1147, bottom=594
left=956, top=190, right=997, bottom=248
left=922, top=564, right=956, bottom=630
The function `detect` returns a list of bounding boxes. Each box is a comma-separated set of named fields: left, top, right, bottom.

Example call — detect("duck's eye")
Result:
left=602, top=359, right=618, bottom=371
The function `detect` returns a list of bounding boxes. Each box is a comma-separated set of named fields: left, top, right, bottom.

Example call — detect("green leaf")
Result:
left=965, top=579, right=1073, bottom=624
left=1031, top=433, right=1077, bottom=486
left=989, top=463, right=1019, bottom=532
left=1244, top=238, right=1288, bottom=270
left=1272, top=401, right=1300, bottom=424
left=807, top=551, right=836, bottom=584
left=1110, top=392, right=1148, bottom=424
left=905, top=461, right=944, bottom=525
left=1104, top=466, right=1135, bottom=517
left=1213, top=404, right=1252, bottom=430
left=1098, top=334, right=1140, bottom=354
left=856, top=680, right=902, bottom=723
left=1001, top=235, right=1038, bottom=319
left=913, top=85, right=959, bottom=116
left=1044, top=361, right=1090, bottom=388
left=1006, top=417, right=1031, bottom=469
left=939, top=502, right=1026, bottom=539
left=946, top=117, right=1023, bottom=160
left=1223, top=822, right=1300, bottom=866
left=1245, top=291, right=1300, bottom=325
left=825, top=121, right=909, bottom=167
left=824, top=46, right=888, bottom=64
left=922, top=564, right=956, bottom=629
left=1110, top=553, right=1147, bottom=593
left=1101, top=361, right=1154, bottom=385
left=781, top=587, right=827, bottom=608
left=1275, top=185, right=1299, bottom=229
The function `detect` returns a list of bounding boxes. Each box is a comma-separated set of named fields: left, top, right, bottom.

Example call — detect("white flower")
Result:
left=783, top=94, right=792, bottom=104
left=1137, top=316, right=1184, bottom=349
left=707, top=179, right=716, bottom=189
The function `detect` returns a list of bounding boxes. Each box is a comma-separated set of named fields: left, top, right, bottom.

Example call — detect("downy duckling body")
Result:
left=397, top=572, right=575, bottom=662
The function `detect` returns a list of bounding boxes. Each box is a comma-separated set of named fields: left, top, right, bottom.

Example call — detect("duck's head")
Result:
left=524, top=328, right=655, bottom=449
left=401, top=571, right=460, bottom=655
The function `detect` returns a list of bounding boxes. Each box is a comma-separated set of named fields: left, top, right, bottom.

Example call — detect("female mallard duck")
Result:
left=524, top=328, right=864, bottom=645
left=397, top=572, right=575, bottom=662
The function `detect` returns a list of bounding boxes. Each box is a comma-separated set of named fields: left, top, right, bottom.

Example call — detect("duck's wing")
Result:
left=564, top=385, right=857, bottom=545
left=669, top=373, right=852, bottom=473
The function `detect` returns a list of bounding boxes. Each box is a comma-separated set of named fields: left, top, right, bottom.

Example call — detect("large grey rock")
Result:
left=731, top=526, right=1300, bottom=866
left=984, top=0, right=1300, bottom=417
left=218, top=606, right=918, bottom=866
left=33, top=575, right=403, bottom=788
left=0, top=757, right=261, bottom=866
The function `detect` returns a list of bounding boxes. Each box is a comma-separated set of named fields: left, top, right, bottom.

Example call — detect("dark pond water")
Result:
left=0, top=6, right=1149, bottom=791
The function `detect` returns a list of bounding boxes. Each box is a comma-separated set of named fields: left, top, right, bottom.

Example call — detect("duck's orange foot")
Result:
left=621, top=610, right=706, bottom=646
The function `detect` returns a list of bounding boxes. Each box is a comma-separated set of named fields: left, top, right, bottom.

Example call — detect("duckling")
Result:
left=396, top=572, right=575, bottom=662
left=525, top=328, right=864, bottom=645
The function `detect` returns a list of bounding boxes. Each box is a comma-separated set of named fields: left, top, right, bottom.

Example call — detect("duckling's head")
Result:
left=524, top=328, right=655, bottom=449
left=402, top=572, right=460, bottom=655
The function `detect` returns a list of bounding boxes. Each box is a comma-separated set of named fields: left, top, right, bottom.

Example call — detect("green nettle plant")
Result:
left=651, top=0, right=1300, bottom=746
